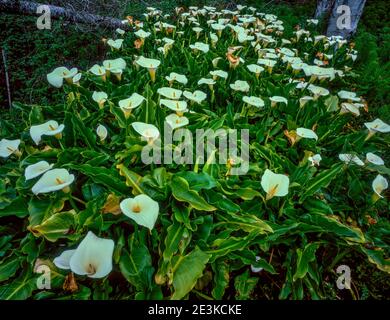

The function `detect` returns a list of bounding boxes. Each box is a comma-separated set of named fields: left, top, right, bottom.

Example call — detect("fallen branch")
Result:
left=0, top=0, right=128, bottom=30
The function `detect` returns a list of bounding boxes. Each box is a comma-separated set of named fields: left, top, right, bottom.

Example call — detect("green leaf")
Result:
left=0, top=273, right=36, bottom=300
left=171, top=247, right=211, bottom=300
left=0, top=257, right=22, bottom=282
left=176, top=172, right=216, bottom=191
left=212, top=261, right=229, bottom=299
left=234, top=270, right=258, bottom=300
left=0, top=197, right=29, bottom=218
left=293, top=243, right=319, bottom=281
left=171, top=176, right=216, bottom=212
left=29, top=210, right=76, bottom=242
left=300, top=164, right=343, bottom=201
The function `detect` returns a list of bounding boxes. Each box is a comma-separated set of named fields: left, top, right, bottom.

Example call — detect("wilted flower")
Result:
left=120, top=194, right=159, bottom=230
left=25, top=161, right=54, bottom=180
left=0, top=139, right=21, bottom=158
left=32, top=168, right=75, bottom=194
left=54, top=231, right=114, bottom=279
left=30, top=120, right=65, bottom=145
left=261, top=169, right=290, bottom=200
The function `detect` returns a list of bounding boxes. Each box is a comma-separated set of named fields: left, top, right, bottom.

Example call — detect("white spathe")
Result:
left=261, top=169, right=290, bottom=200
left=25, top=161, right=54, bottom=180
left=372, top=175, right=388, bottom=198
left=30, top=120, right=65, bottom=145
left=54, top=231, right=114, bottom=278
left=120, top=194, right=159, bottom=230
left=32, top=168, right=75, bottom=195
left=0, top=139, right=21, bottom=158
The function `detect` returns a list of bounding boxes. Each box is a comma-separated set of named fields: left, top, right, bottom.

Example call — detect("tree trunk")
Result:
left=0, top=0, right=128, bottom=30
left=314, top=0, right=366, bottom=39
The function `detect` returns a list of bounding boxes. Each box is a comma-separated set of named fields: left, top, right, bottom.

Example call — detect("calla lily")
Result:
left=243, top=96, right=265, bottom=108
left=308, top=154, right=322, bottom=166
left=166, top=72, right=188, bottom=85
left=261, top=169, right=290, bottom=200
left=212, top=57, right=222, bottom=68
left=210, top=70, right=228, bottom=80
left=135, top=29, right=151, bottom=39
left=135, top=56, right=161, bottom=82
left=132, top=122, right=160, bottom=143
left=89, top=64, right=107, bottom=81
left=165, top=114, right=189, bottom=129
left=366, top=153, right=384, bottom=166
left=198, top=78, right=216, bottom=90
left=92, top=91, right=108, bottom=109
left=307, top=84, right=330, bottom=100
left=270, top=96, right=288, bottom=107
left=120, top=194, right=159, bottom=230
left=0, top=139, right=21, bottom=158
left=296, top=128, right=318, bottom=141
left=107, top=39, right=124, bottom=50
left=189, top=42, right=210, bottom=53
left=116, top=28, right=125, bottom=35
left=47, top=67, right=78, bottom=88
left=299, top=96, right=313, bottom=108
left=25, top=161, right=54, bottom=180
left=54, top=231, right=114, bottom=279
left=257, top=58, right=276, bottom=73
left=157, top=87, right=182, bottom=99
left=230, top=80, right=250, bottom=93
left=340, top=103, right=361, bottom=116
left=183, top=90, right=207, bottom=104
left=118, top=93, right=145, bottom=118
left=72, top=73, right=82, bottom=85
left=32, top=168, right=75, bottom=195
left=372, top=175, right=388, bottom=198
left=338, top=90, right=360, bottom=102
left=210, top=33, right=218, bottom=46
left=96, top=125, right=108, bottom=142
left=339, top=154, right=364, bottom=166
left=364, top=119, right=390, bottom=139
left=160, top=99, right=188, bottom=115
left=247, top=64, right=264, bottom=78
left=30, top=120, right=65, bottom=145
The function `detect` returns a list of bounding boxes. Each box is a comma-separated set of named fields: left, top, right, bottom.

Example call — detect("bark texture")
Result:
left=0, top=0, right=127, bottom=29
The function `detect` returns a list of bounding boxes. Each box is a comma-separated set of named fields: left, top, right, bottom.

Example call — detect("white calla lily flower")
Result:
left=132, top=122, right=160, bottom=143
left=107, top=39, right=124, bottom=50
left=243, top=96, right=265, bottom=108
left=157, top=87, right=182, bottom=99
left=183, top=90, right=207, bottom=104
left=89, top=64, right=107, bottom=81
left=118, top=93, right=145, bottom=117
left=0, top=139, right=21, bottom=158
left=54, top=231, right=114, bottom=278
left=261, top=169, right=290, bottom=200
left=366, top=153, right=384, bottom=166
left=32, top=168, right=75, bottom=195
left=230, top=80, right=250, bottom=92
left=47, top=67, right=78, bottom=88
left=25, top=161, right=54, bottom=180
left=210, top=70, right=228, bottom=80
left=364, top=119, right=390, bottom=139
left=308, top=154, right=322, bottom=166
left=135, top=29, right=151, bottom=39
left=372, top=175, right=388, bottom=198
left=92, top=91, right=108, bottom=109
left=189, top=42, right=210, bottom=53
left=96, top=125, right=108, bottom=142
left=270, top=96, right=288, bottom=107
left=160, top=99, right=188, bottom=114
left=135, top=56, right=161, bottom=82
left=30, top=120, right=65, bottom=145
left=296, top=128, right=318, bottom=141
left=120, top=194, right=159, bottom=230
left=247, top=64, right=264, bottom=78
left=165, top=114, right=189, bottom=129
left=166, top=72, right=188, bottom=85
left=339, top=154, right=364, bottom=166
